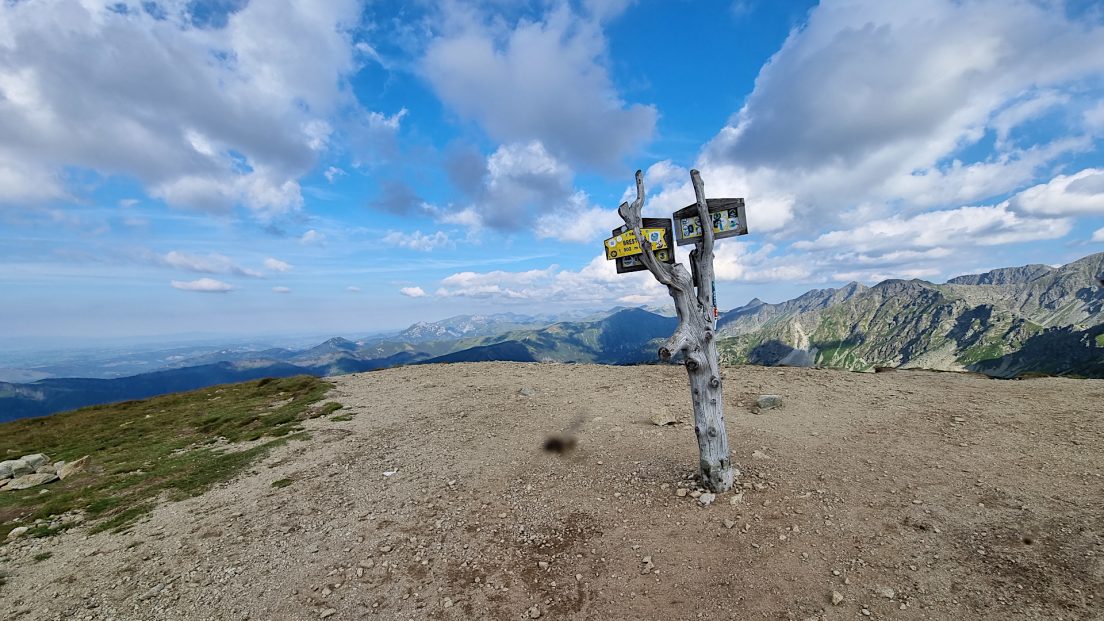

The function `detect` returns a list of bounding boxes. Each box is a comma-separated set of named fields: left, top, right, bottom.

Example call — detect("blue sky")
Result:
left=2, top=0, right=1104, bottom=342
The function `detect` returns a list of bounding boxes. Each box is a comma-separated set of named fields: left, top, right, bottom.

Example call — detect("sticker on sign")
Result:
left=604, top=227, right=670, bottom=260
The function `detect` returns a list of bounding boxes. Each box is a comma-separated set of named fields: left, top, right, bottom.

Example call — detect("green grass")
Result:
left=314, top=401, right=343, bottom=417
left=0, top=376, right=332, bottom=539
left=329, top=414, right=355, bottom=422
left=1095, top=333, right=1104, bottom=348
left=271, top=478, right=294, bottom=488
left=32, top=551, right=52, bottom=562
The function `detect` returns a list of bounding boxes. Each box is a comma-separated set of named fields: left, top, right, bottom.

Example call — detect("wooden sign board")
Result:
left=604, top=223, right=671, bottom=260
left=672, top=198, right=747, bottom=246
left=608, top=218, right=675, bottom=274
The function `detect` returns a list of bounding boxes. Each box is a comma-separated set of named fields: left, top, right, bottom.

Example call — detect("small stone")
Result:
left=379, top=545, right=392, bottom=553
left=831, top=591, right=844, bottom=606
left=442, top=598, right=454, bottom=608
left=649, top=410, right=680, bottom=426
left=137, top=584, right=164, bottom=601
left=320, top=608, right=337, bottom=619
left=7, top=526, right=30, bottom=539
left=953, top=416, right=965, bottom=423
left=675, top=488, right=689, bottom=497
left=876, top=586, right=896, bottom=600
left=698, top=493, right=716, bottom=506
left=527, top=605, right=542, bottom=619
left=575, top=574, right=583, bottom=582
left=723, top=519, right=737, bottom=529
left=537, top=561, right=549, bottom=570
left=690, top=490, right=702, bottom=498
left=751, top=450, right=770, bottom=460
left=756, top=395, right=783, bottom=411
left=518, top=387, right=535, bottom=397
left=861, top=609, right=871, bottom=616
left=729, top=493, right=744, bottom=505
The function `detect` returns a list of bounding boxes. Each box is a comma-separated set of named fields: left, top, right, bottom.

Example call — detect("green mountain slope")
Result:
left=717, top=253, right=1103, bottom=375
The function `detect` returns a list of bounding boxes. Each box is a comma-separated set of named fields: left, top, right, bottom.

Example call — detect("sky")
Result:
left=2, top=0, right=1104, bottom=343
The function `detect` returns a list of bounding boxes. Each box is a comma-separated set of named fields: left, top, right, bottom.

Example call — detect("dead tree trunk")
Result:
left=617, top=169, right=734, bottom=493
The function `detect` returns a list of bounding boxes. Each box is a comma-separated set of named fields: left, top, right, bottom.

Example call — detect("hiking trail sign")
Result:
left=605, top=169, right=747, bottom=493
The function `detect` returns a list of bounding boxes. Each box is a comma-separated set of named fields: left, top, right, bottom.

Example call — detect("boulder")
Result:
left=3, top=472, right=58, bottom=491
left=35, top=464, right=57, bottom=475
left=756, top=395, right=783, bottom=411
left=0, top=460, right=18, bottom=479
left=10, top=460, right=34, bottom=477
left=21, top=454, right=49, bottom=468
left=58, top=456, right=90, bottom=480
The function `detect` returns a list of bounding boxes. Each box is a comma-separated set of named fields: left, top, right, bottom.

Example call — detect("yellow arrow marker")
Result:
left=604, top=228, right=669, bottom=260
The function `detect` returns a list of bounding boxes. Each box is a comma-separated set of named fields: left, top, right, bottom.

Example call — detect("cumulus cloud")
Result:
left=1092, top=227, right=1104, bottom=243
left=400, top=286, right=427, bottom=297
left=434, top=254, right=666, bottom=304
left=272, top=286, right=291, bottom=293
left=346, top=286, right=361, bottom=292
left=163, top=251, right=263, bottom=278
left=0, top=0, right=364, bottom=215
left=534, top=194, right=618, bottom=243
left=795, top=203, right=1071, bottom=253
left=171, top=278, right=234, bottom=293
left=698, top=0, right=1104, bottom=234
left=383, top=230, right=453, bottom=251
left=436, top=140, right=600, bottom=232
left=1010, top=169, right=1104, bottom=216
left=264, top=257, right=292, bottom=272
left=422, top=3, right=655, bottom=169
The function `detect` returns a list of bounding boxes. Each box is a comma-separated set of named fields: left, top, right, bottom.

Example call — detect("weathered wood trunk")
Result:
left=617, top=169, right=734, bottom=493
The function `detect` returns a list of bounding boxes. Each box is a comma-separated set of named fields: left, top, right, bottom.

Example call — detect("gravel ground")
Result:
left=1, top=362, right=1101, bottom=621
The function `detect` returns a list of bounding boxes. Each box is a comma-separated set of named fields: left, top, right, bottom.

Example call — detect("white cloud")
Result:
left=795, top=203, right=1071, bottom=253
left=1010, top=169, right=1104, bottom=216
left=0, top=0, right=363, bottom=214
left=383, top=230, right=454, bottom=252
left=698, top=0, right=1104, bottom=235
left=264, top=257, right=292, bottom=272
left=534, top=193, right=618, bottom=243
left=400, top=286, right=427, bottom=298
left=422, top=4, right=655, bottom=169
left=163, top=251, right=263, bottom=278
left=272, top=286, right=291, bottom=293
left=324, top=166, right=346, bottom=183
left=1092, top=227, right=1104, bottom=243
left=300, top=229, right=325, bottom=244
left=171, top=278, right=234, bottom=293
left=434, top=140, right=585, bottom=231
left=346, top=286, right=361, bottom=292
left=435, top=254, right=666, bottom=304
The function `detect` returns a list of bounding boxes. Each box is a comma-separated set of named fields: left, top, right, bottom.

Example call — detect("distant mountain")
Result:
left=0, top=361, right=310, bottom=422
left=717, top=252, right=1104, bottom=377
left=439, top=307, right=678, bottom=365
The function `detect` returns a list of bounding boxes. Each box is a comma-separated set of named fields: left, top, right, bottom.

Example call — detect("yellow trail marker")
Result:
left=604, top=227, right=669, bottom=260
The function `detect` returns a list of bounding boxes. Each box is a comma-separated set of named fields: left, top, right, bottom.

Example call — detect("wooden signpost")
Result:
left=605, top=169, right=748, bottom=493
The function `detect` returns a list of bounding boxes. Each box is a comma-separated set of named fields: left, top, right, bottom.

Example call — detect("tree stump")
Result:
left=617, top=169, right=735, bottom=492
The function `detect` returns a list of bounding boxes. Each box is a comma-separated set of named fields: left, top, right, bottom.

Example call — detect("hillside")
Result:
left=1, top=363, right=1100, bottom=620
left=718, top=252, right=1104, bottom=375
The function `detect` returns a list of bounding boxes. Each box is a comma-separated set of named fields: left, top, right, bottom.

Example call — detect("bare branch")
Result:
left=690, top=169, right=715, bottom=314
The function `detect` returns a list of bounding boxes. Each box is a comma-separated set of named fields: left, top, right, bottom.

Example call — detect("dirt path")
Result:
left=1, top=363, right=1101, bottom=620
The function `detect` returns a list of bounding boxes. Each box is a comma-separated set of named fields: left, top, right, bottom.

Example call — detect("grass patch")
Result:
left=0, top=375, right=333, bottom=539
left=271, top=478, right=294, bottom=489
left=313, top=401, right=344, bottom=418
left=32, top=551, right=52, bottom=562
left=330, top=414, right=355, bottom=422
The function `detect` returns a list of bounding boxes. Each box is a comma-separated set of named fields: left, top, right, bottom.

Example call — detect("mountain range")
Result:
left=2, top=252, right=1101, bottom=422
